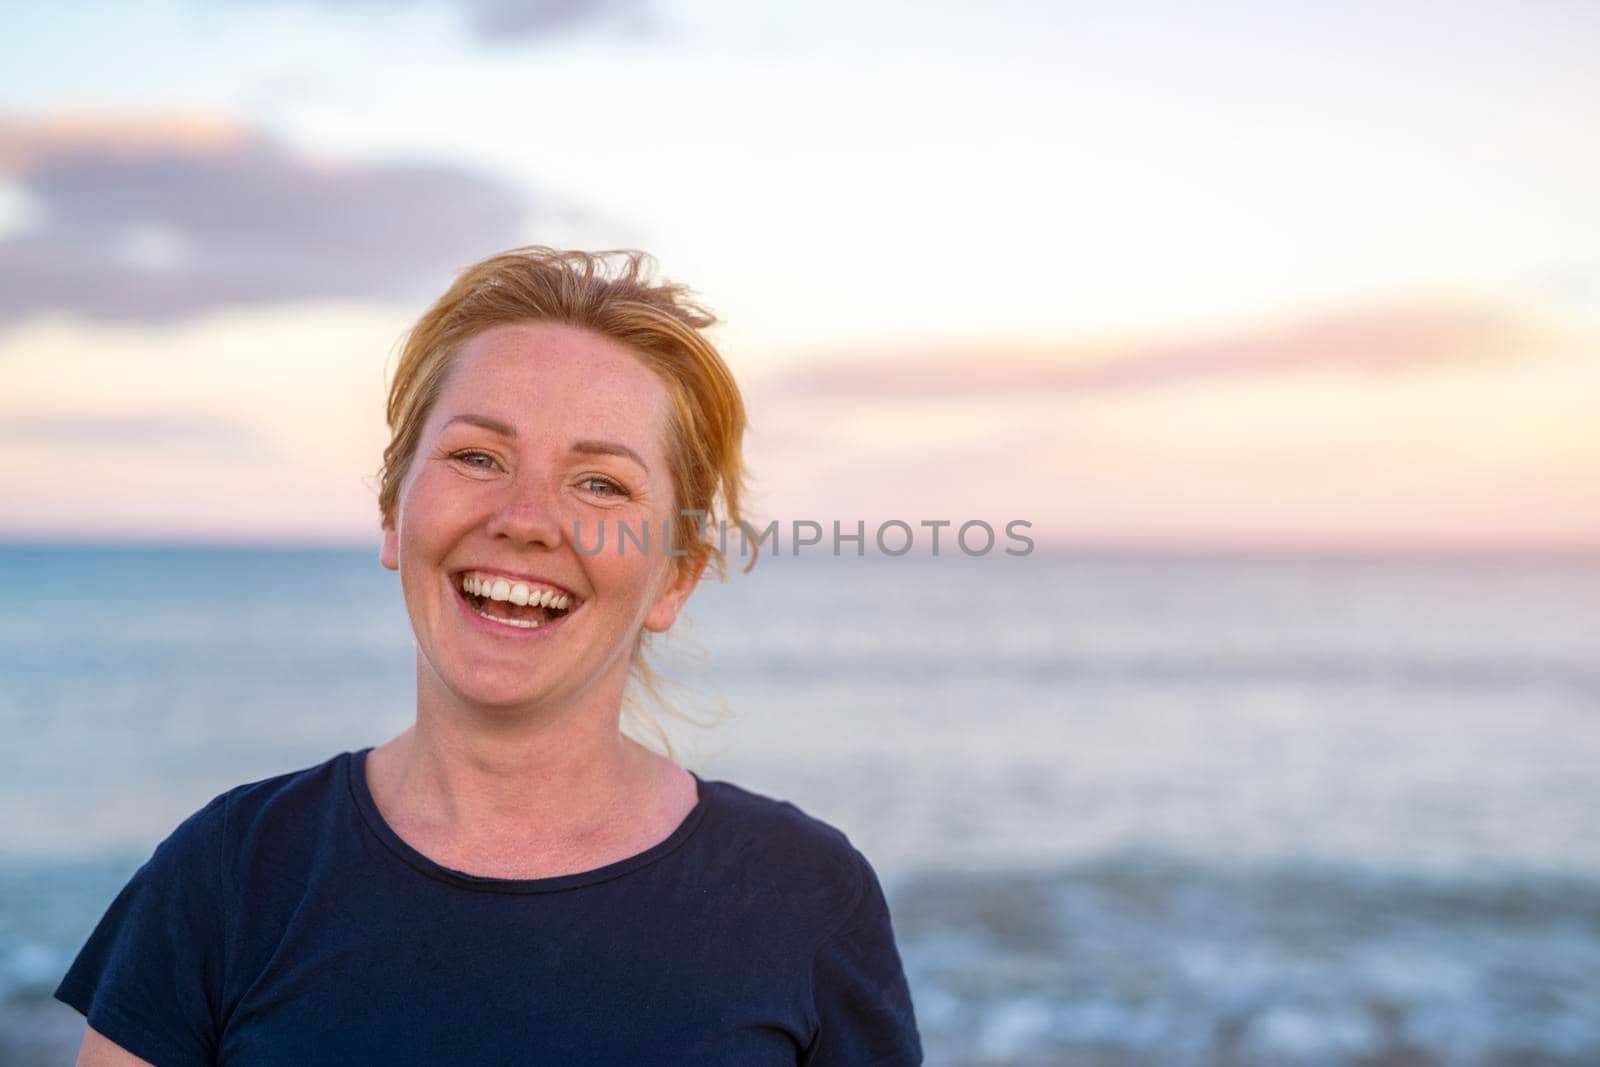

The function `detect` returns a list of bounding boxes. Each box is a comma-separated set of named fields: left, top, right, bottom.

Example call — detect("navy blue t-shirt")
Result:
left=55, top=749, right=921, bottom=1065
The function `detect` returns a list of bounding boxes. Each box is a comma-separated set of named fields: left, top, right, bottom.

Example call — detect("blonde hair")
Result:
left=377, top=247, right=753, bottom=754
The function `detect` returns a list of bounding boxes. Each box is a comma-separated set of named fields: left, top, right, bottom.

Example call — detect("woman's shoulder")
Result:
left=699, top=776, right=855, bottom=850
left=221, top=748, right=352, bottom=815
left=694, top=775, right=877, bottom=922
left=150, top=749, right=357, bottom=873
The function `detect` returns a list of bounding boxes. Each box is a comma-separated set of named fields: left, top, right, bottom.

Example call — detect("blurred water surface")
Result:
left=3, top=545, right=1598, bottom=1065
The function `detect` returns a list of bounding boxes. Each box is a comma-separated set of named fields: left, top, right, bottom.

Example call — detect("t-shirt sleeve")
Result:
left=802, top=848, right=923, bottom=1066
left=54, top=793, right=229, bottom=1067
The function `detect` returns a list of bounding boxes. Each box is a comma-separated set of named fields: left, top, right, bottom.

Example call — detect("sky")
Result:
left=1, top=0, right=1597, bottom=552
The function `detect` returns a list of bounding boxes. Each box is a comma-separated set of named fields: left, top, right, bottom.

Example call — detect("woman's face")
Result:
left=380, top=321, right=698, bottom=717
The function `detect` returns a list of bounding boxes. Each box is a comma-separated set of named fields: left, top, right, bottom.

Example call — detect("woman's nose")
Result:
left=484, top=475, right=564, bottom=549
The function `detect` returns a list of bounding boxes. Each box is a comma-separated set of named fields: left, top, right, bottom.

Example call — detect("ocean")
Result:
left=2, top=545, right=1597, bottom=1065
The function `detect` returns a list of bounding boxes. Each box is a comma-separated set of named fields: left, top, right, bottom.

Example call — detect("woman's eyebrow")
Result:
left=442, top=413, right=515, bottom=436
left=572, top=439, right=648, bottom=472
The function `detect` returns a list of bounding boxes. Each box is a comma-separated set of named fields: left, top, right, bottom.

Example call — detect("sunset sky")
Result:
left=1, top=1, right=1597, bottom=552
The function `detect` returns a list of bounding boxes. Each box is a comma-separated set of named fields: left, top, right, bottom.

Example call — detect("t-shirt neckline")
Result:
left=345, top=746, right=712, bottom=895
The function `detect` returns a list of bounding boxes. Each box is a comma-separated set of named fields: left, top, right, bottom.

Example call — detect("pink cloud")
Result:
left=768, top=302, right=1548, bottom=400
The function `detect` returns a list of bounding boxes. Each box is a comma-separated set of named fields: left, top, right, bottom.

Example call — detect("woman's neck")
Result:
left=394, top=640, right=651, bottom=825
left=384, top=652, right=660, bottom=816
left=396, top=720, right=642, bottom=822
left=365, top=716, right=688, bottom=880
left=361, top=647, right=697, bottom=879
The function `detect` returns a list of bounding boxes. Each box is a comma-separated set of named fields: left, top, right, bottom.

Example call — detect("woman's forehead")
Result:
left=433, top=323, right=671, bottom=455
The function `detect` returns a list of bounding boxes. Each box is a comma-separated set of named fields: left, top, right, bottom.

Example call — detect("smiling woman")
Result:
left=380, top=320, right=707, bottom=756
left=52, top=248, right=923, bottom=1065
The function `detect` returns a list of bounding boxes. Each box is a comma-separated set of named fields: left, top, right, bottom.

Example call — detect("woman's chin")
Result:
left=452, top=683, right=559, bottom=715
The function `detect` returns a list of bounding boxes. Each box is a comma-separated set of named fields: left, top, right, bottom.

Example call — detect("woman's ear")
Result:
left=643, top=557, right=707, bottom=634
left=380, top=519, right=399, bottom=572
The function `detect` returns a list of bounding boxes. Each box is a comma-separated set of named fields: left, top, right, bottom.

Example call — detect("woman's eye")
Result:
left=581, top=477, right=627, bottom=498
left=452, top=450, right=498, bottom=470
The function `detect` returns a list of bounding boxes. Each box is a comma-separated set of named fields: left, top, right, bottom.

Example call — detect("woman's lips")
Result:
left=454, top=581, right=573, bottom=638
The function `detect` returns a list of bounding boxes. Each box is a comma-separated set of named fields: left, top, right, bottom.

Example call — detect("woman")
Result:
left=56, top=248, right=923, bottom=1065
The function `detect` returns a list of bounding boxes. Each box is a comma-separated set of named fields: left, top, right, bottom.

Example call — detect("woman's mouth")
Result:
left=456, top=572, right=577, bottom=630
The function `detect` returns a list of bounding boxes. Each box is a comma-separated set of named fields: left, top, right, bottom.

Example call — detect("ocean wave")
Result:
left=892, top=849, right=1600, bottom=1065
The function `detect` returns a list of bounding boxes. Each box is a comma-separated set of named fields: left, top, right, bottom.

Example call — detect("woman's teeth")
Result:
left=475, top=605, right=544, bottom=628
left=461, top=574, right=571, bottom=611
left=459, top=573, right=574, bottom=629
